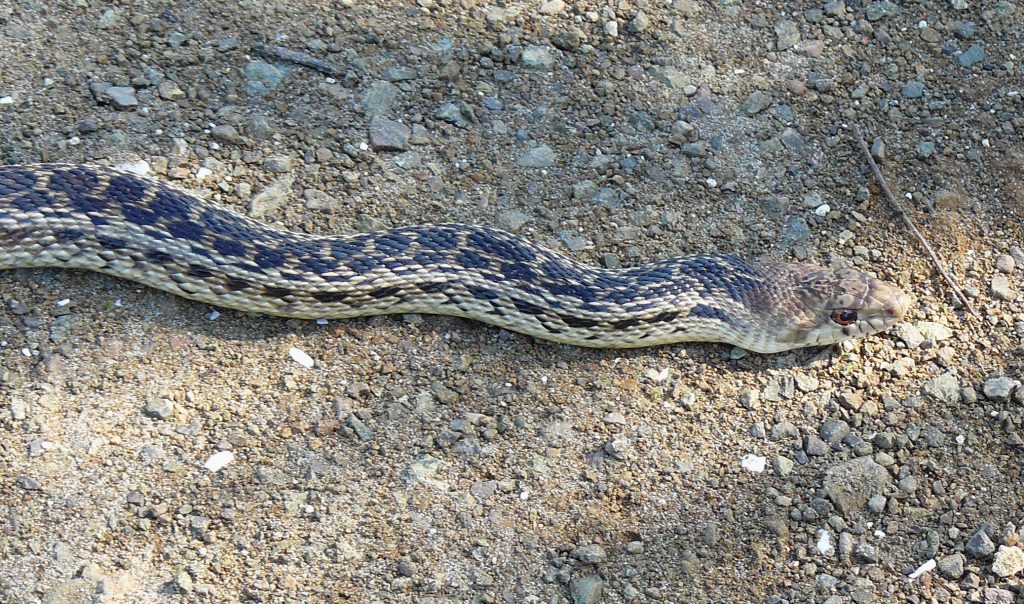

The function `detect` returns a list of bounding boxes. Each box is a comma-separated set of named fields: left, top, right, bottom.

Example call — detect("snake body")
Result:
left=0, top=164, right=910, bottom=353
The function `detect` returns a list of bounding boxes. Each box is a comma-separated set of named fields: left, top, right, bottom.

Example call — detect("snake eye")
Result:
left=831, top=309, right=858, bottom=326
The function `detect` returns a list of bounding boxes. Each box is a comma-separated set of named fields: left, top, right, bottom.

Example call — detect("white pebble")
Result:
left=908, top=558, right=936, bottom=580
left=195, top=167, right=212, bottom=181
left=0, top=96, right=14, bottom=105
left=814, top=204, right=831, bottom=216
left=206, top=310, right=220, bottom=321
left=203, top=451, right=234, bottom=472
left=56, top=299, right=71, bottom=307
left=289, top=347, right=315, bottom=368
left=114, top=160, right=150, bottom=176
left=816, top=530, right=832, bottom=554
left=741, top=454, right=766, bottom=473
left=316, top=318, right=328, bottom=325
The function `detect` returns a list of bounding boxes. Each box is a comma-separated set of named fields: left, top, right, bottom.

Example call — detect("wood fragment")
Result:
left=252, top=44, right=345, bottom=78
left=852, top=125, right=979, bottom=318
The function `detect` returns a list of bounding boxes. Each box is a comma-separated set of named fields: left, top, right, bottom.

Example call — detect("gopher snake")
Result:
left=0, top=164, right=910, bottom=353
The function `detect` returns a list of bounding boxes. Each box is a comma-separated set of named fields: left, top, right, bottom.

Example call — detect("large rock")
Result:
left=822, top=456, right=892, bottom=515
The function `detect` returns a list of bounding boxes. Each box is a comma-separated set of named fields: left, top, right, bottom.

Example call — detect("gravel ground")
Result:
left=2, top=1, right=1023, bottom=602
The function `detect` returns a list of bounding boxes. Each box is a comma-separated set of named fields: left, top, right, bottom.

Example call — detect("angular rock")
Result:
left=823, top=456, right=892, bottom=515
left=937, top=553, right=965, bottom=578
left=983, top=377, right=1020, bottom=403
left=922, top=372, right=960, bottom=404
left=570, top=574, right=603, bottom=604
left=774, top=19, right=800, bottom=51
left=517, top=145, right=556, bottom=168
left=368, top=116, right=410, bottom=151
left=965, top=528, right=995, bottom=558
left=991, top=545, right=1024, bottom=577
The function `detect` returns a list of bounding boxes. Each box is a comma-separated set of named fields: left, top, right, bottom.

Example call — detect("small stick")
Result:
left=852, top=125, right=979, bottom=318
left=252, top=44, right=346, bottom=78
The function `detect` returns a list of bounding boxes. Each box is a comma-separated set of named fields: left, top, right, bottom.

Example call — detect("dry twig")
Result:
left=852, top=125, right=979, bottom=318
left=252, top=44, right=346, bottom=78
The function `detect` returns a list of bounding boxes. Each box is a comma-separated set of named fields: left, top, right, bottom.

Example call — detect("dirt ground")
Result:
left=1, top=1, right=1023, bottom=603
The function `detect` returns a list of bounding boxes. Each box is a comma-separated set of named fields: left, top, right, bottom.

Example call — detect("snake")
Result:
left=0, top=164, right=911, bottom=353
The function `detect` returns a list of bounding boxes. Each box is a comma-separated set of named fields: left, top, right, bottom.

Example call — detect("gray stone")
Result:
left=248, top=175, right=295, bottom=219
left=570, top=574, right=603, bottom=604
left=995, top=254, right=1016, bottom=273
left=157, top=80, right=186, bottom=101
left=922, top=372, right=960, bottom=404
left=552, top=28, right=585, bottom=52
left=823, top=456, right=893, bottom=515
left=850, top=83, right=870, bottom=99
left=363, top=80, right=399, bottom=116
left=937, top=553, right=965, bottom=578
left=403, top=455, right=449, bottom=491
left=521, top=45, right=555, bottom=70
left=866, top=494, right=886, bottom=513
left=983, top=588, right=1014, bottom=604
left=774, top=19, right=800, bottom=51
left=855, top=543, right=878, bottom=563
left=629, top=11, right=650, bottom=32
left=917, top=322, right=953, bottom=342
left=741, top=91, right=771, bottom=115
left=368, top=116, right=410, bottom=151
left=901, top=81, right=924, bottom=98
left=435, top=102, right=472, bottom=127
left=680, top=142, right=705, bottom=157
left=104, top=86, right=138, bottom=109
left=653, top=66, right=689, bottom=89
left=983, top=376, right=1020, bottom=403
left=965, top=528, right=995, bottom=558
left=916, top=141, right=935, bottom=158
left=518, top=145, right=556, bottom=168
left=892, top=323, right=924, bottom=348
left=957, top=44, right=986, bottom=67
left=779, top=128, right=804, bottom=150
left=263, top=155, right=294, bottom=173
left=211, top=124, right=244, bottom=145
left=143, top=399, right=174, bottom=420
left=866, top=0, right=900, bottom=20
left=244, top=61, right=290, bottom=94
left=381, top=67, right=417, bottom=82
left=804, top=435, right=829, bottom=456
left=769, top=420, right=799, bottom=441
left=773, top=456, right=795, bottom=476
left=572, top=180, right=598, bottom=200
left=991, top=273, right=1017, bottom=301
left=820, top=418, right=850, bottom=445
left=572, top=544, right=607, bottom=564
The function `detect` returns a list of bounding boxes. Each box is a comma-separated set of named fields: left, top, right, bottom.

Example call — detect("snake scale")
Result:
left=0, top=164, right=910, bottom=353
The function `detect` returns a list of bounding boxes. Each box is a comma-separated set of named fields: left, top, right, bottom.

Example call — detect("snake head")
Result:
left=762, top=265, right=912, bottom=353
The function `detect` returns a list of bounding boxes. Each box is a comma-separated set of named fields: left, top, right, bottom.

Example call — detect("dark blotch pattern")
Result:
left=467, top=286, right=498, bottom=300
left=12, top=190, right=54, bottom=213
left=0, top=167, right=39, bottom=195
left=225, top=278, right=252, bottom=291
left=689, top=304, right=729, bottom=322
left=150, top=188, right=193, bottom=221
left=213, top=237, right=247, bottom=257
left=312, top=291, right=349, bottom=303
left=107, top=174, right=149, bottom=205
left=166, top=220, right=205, bottom=242
left=369, top=286, right=402, bottom=299
left=48, top=167, right=104, bottom=214
left=467, top=229, right=537, bottom=262
left=97, top=235, right=127, bottom=250
left=513, top=299, right=545, bottom=316
left=264, top=287, right=292, bottom=299
left=253, top=245, right=287, bottom=269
